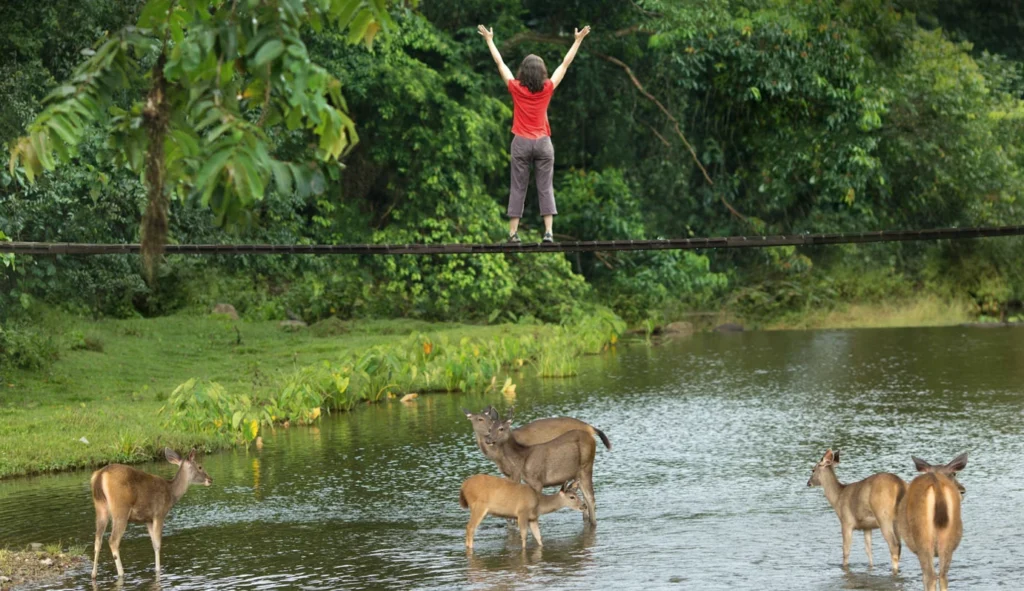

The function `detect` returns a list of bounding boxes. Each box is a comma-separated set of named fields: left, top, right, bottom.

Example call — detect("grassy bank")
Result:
left=0, top=543, right=86, bottom=590
left=0, top=315, right=575, bottom=478
left=759, top=295, right=975, bottom=330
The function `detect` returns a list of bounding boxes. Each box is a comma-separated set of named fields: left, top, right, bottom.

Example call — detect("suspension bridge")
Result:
left=2, top=225, right=1023, bottom=256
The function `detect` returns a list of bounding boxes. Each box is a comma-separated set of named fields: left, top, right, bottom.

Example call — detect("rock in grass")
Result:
left=211, top=303, right=239, bottom=320
left=279, top=319, right=308, bottom=331
left=310, top=316, right=349, bottom=337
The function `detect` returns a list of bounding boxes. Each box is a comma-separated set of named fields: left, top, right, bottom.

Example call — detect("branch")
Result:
left=643, top=121, right=671, bottom=147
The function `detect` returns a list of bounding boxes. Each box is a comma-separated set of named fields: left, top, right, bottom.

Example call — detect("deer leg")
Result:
left=841, top=524, right=853, bottom=568
left=517, top=516, right=529, bottom=548
left=938, top=545, right=953, bottom=591
left=528, top=520, right=543, bottom=546
left=581, top=469, right=597, bottom=526
left=92, top=504, right=110, bottom=578
left=916, top=550, right=937, bottom=591
left=146, top=519, right=163, bottom=573
left=880, top=521, right=901, bottom=573
left=108, top=516, right=129, bottom=578
left=863, top=530, right=874, bottom=568
left=465, top=508, right=488, bottom=550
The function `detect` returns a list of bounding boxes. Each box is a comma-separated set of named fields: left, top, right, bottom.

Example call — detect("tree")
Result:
left=8, top=0, right=391, bottom=277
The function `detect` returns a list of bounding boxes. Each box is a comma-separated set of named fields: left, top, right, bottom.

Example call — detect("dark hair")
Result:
left=516, top=55, right=548, bottom=93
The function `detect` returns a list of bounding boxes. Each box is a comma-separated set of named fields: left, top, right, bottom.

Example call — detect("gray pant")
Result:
left=508, top=135, right=557, bottom=218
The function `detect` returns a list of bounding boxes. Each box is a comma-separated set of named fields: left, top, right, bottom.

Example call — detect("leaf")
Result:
left=252, top=40, right=285, bottom=68
left=347, top=11, right=373, bottom=45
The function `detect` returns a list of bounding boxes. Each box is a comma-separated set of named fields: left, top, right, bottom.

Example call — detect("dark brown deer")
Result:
left=485, top=414, right=598, bottom=526
left=459, top=474, right=586, bottom=549
left=896, top=453, right=967, bottom=591
left=462, top=406, right=611, bottom=471
left=807, top=449, right=907, bottom=572
left=90, top=448, right=212, bottom=579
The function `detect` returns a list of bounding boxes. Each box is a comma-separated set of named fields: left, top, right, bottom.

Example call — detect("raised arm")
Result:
left=551, top=26, right=591, bottom=88
left=478, top=25, right=514, bottom=84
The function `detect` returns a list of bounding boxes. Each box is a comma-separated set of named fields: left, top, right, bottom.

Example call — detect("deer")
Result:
left=896, top=453, right=967, bottom=591
left=462, top=405, right=611, bottom=472
left=459, top=474, right=586, bottom=549
left=90, top=448, right=213, bottom=579
left=807, top=449, right=907, bottom=572
left=484, top=412, right=598, bottom=526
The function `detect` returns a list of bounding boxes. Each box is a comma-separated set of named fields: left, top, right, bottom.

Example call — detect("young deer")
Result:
left=807, top=449, right=907, bottom=572
left=462, top=406, right=611, bottom=472
left=459, top=474, right=586, bottom=549
left=896, top=453, right=967, bottom=591
left=90, top=448, right=212, bottom=579
left=485, top=415, right=598, bottom=526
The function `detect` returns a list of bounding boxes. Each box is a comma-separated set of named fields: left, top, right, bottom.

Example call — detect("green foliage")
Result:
left=164, top=376, right=327, bottom=446
left=8, top=0, right=392, bottom=273
left=0, top=323, right=60, bottom=370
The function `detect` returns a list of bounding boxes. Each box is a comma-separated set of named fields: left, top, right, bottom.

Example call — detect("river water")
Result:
left=1, top=327, right=1022, bottom=590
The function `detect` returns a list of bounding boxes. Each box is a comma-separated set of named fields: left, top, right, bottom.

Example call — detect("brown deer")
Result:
left=896, top=453, right=967, bottom=591
left=485, top=414, right=598, bottom=526
left=459, top=474, right=586, bottom=549
left=807, top=449, right=907, bottom=572
left=90, top=448, right=212, bottom=579
left=462, top=406, right=611, bottom=471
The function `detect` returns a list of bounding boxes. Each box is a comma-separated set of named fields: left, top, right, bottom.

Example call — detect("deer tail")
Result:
left=592, top=427, right=612, bottom=451
left=90, top=468, right=107, bottom=505
left=933, top=486, right=949, bottom=529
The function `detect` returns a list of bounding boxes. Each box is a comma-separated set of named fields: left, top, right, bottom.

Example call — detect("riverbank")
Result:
left=761, top=295, right=977, bottom=330
left=0, top=544, right=85, bottom=590
left=0, top=314, right=570, bottom=479
left=0, top=294, right=988, bottom=479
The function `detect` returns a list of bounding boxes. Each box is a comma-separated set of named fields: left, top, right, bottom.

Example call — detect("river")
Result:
left=1, top=326, right=1022, bottom=590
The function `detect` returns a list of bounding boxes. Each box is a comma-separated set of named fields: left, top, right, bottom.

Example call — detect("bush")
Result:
left=0, top=323, right=59, bottom=370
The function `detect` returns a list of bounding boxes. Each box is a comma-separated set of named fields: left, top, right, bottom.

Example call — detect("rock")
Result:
left=310, top=316, right=349, bottom=337
left=39, top=558, right=53, bottom=566
left=0, top=575, right=10, bottom=583
left=714, top=323, right=745, bottom=333
left=211, top=303, right=239, bottom=320
left=255, top=436, right=263, bottom=450
left=279, top=319, right=307, bottom=331
left=29, top=543, right=42, bottom=551
left=662, top=321, right=694, bottom=336
left=400, top=393, right=419, bottom=403
left=78, top=437, right=89, bottom=445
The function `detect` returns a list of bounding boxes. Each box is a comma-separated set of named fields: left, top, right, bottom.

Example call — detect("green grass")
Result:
left=762, top=294, right=973, bottom=330
left=0, top=314, right=546, bottom=479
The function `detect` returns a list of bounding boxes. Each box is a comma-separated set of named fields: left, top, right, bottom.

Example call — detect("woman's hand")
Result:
left=478, top=25, right=494, bottom=41
left=574, top=26, right=591, bottom=41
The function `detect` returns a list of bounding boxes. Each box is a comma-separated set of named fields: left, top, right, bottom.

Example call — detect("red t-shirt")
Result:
left=508, top=79, right=554, bottom=139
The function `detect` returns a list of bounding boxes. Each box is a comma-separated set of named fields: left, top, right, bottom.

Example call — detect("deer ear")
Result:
left=462, top=407, right=473, bottom=418
left=832, top=451, right=840, bottom=464
left=912, top=456, right=931, bottom=472
left=165, top=448, right=182, bottom=465
left=822, top=449, right=834, bottom=464
left=187, top=449, right=197, bottom=462
left=946, top=453, right=967, bottom=473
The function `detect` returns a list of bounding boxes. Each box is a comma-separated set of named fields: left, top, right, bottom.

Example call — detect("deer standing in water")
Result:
left=485, top=412, right=598, bottom=526
left=807, top=449, right=906, bottom=572
left=90, top=448, right=212, bottom=579
left=462, top=406, right=610, bottom=473
left=459, top=474, right=586, bottom=549
left=897, top=453, right=967, bottom=591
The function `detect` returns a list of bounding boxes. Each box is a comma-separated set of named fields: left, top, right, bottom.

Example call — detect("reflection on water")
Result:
left=1, top=326, right=1022, bottom=590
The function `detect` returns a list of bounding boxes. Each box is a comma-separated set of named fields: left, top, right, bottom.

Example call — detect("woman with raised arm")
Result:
left=478, top=24, right=591, bottom=243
